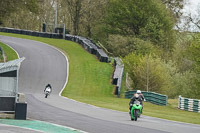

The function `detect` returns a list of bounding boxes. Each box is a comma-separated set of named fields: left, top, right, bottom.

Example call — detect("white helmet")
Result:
left=136, top=90, right=141, bottom=94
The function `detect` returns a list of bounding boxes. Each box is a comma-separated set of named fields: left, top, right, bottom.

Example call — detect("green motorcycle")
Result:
left=130, top=100, right=142, bottom=121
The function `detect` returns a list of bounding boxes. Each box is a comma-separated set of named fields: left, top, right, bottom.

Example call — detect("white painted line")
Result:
left=23, top=39, right=68, bottom=97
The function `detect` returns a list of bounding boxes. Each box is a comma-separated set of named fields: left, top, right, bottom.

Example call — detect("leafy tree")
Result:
left=80, top=0, right=108, bottom=38
left=0, top=0, right=39, bottom=25
left=62, top=0, right=83, bottom=35
left=162, top=0, right=184, bottom=22
left=124, top=53, right=174, bottom=94
left=107, top=35, right=161, bottom=57
left=172, top=32, right=194, bottom=72
left=186, top=3, right=200, bottom=32
left=123, top=52, right=142, bottom=89
left=104, top=0, right=175, bottom=51
left=185, top=35, right=200, bottom=98
left=171, top=71, right=197, bottom=98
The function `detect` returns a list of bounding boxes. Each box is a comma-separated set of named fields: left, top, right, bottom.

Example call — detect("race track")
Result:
left=0, top=35, right=200, bottom=133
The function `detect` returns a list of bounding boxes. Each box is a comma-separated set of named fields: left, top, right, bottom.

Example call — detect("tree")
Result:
left=80, top=0, right=108, bottom=38
left=123, top=52, right=142, bottom=89
left=185, top=4, right=200, bottom=32
left=188, top=35, right=200, bottom=98
left=173, top=34, right=200, bottom=99
left=162, top=0, right=184, bottom=24
left=0, top=0, right=39, bottom=26
left=124, top=53, right=173, bottom=94
left=107, top=35, right=161, bottom=57
left=104, top=0, right=175, bottom=52
left=62, top=0, right=83, bottom=35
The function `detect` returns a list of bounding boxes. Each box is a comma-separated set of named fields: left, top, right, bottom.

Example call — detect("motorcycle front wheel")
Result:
left=134, top=110, right=138, bottom=121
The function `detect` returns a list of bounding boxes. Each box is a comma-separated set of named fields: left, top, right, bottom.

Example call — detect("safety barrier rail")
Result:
left=0, top=27, right=63, bottom=39
left=65, top=35, right=109, bottom=62
left=0, top=46, right=3, bottom=62
left=125, top=90, right=168, bottom=106
left=112, top=57, right=124, bottom=97
left=178, top=95, right=200, bottom=113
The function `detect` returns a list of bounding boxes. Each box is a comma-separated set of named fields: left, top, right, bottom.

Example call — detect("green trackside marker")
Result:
left=0, top=119, right=83, bottom=133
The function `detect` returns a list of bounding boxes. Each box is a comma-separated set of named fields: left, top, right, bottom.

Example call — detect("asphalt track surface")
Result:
left=0, top=35, right=200, bottom=133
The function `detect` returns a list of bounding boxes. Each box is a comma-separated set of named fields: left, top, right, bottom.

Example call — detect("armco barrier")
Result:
left=65, top=34, right=109, bottom=63
left=112, top=57, right=124, bottom=97
left=178, top=95, right=200, bottom=113
left=125, top=90, right=168, bottom=106
left=0, top=27, right=63, bottom=39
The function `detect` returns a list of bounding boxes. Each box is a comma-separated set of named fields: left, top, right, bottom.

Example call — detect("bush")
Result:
left=107, top=35, right=161, bottom=57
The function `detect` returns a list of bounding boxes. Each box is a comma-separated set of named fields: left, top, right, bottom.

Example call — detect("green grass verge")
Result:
left=0, top=32, right=200, bottom=125
left=0, top=41, right=18, bottom=62
left=144, top=99, right=200, bottom=124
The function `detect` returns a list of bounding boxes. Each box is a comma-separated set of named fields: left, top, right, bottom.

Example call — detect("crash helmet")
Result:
left=136, top=90, right=141, bottom=94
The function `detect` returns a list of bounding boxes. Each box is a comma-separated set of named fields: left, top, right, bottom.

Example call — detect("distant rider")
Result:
left=44, top=84, right=52, bottom=94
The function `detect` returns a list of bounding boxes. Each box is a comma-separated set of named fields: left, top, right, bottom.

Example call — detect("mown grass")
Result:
left=143, top=99, right=200, bottom=124
left=0, top=41, right=18, bottom=62
left=0, top=32, right=200, bottom=125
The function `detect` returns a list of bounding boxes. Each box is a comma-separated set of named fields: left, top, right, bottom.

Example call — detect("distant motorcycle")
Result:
left=130, top=100, right=142, bottom=121
left=44, top=87, right=51, bottom=98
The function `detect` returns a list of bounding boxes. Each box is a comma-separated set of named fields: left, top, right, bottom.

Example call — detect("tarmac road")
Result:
left=0, top=35, right=200, bottom=133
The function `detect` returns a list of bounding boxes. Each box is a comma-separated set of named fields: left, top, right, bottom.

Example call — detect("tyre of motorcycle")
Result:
left=134, top=110, right=138, bottom=121
left=45, top=93, right=48, bottom=98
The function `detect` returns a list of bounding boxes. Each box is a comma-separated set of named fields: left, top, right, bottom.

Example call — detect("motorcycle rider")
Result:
left=129, top=93, right=141, bottom=114
left=44, top=84, right=52, bottom=96
left=129, top=90, right=145, bottom=114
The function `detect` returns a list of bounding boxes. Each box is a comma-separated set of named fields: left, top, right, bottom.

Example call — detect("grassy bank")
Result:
left=0, top=41, right=18, bottom=62
left=0, top=32, right=200, bottom=125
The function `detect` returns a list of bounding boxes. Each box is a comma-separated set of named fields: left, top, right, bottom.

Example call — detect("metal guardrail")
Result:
left=0, top=27, right=63, bottom=38
left=112, top=57, right=124, bottom=97
left=178, top=95, right=200, bottom=113
left=65, top=35, right=109, bottom=62
left=0, top=46, right=3, bottom=62
left=125, top=90, right=168, bottom=106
